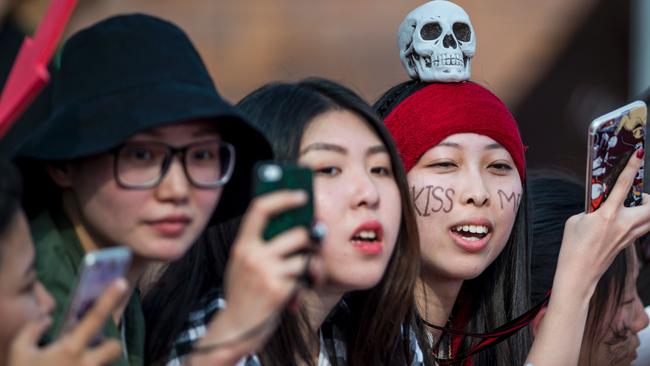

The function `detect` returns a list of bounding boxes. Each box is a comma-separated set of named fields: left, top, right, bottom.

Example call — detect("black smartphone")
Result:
left=586, top=101, right=647, bottom=212
left=253, top=162, right=315, bottom=241
left=58, top=247, right=132, bottom=341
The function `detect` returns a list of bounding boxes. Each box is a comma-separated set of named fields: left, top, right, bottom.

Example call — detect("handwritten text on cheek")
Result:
left=497, top=189, right=521, bottom=212
left=411, top=185, right=455, bottom=216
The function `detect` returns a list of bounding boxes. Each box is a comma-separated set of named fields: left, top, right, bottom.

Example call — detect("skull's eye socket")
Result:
left=420, top=22, right=442, bottom=40
left=453, top=22, right=471, bottom=42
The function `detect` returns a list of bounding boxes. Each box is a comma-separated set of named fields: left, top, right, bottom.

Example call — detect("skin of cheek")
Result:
left=584, top=306, right=635, bottom=366
left=408, top=173, right=521, bottom=281
left=497, top=189, right=522, bottom=213
left=313, top=179, right=399, bottom=293
left=68, top=156, right=220, bottom=261
left=411, top=185, right=456, bottom=216
left=0, top=214, right=53, bottom=358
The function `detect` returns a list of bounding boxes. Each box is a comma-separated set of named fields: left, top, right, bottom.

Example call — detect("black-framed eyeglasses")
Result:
left=111, top=140, right=235, bottom=189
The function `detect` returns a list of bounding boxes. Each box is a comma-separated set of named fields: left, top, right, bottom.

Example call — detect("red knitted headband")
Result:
left=384, top=81, right=526, bottom=182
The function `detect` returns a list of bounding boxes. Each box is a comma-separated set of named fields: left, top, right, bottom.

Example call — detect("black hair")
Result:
left=528, top=172, right=628, bottom=363
left=374, top=80, right=532, bottom=365
left=145, top=78, right=424, bottom=365
left=143, top=216, right=240, bottom=364
left=0, top=158, right=23, bottom=262
left=242, top=78, right=423, bottom=366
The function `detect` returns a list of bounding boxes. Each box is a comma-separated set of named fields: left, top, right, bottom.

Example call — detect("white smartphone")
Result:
left=58, top=247, right=132, bottom=339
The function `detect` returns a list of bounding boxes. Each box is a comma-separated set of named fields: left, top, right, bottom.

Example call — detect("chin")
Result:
left=332, top=270, right=386, bottom=292
left=135, top=239, right=193, bottom=262
left=427, top=259, right=489, bottom=281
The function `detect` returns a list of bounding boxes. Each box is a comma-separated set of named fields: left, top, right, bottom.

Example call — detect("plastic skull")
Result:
left=398, top=0, right=476, bottom=82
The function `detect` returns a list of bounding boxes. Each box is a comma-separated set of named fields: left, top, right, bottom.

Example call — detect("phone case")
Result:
left=253, top=162, right=314, bottom=241
left=586, top=101, right=647, bottom=212
left=59, top=247, right=132, bottom=338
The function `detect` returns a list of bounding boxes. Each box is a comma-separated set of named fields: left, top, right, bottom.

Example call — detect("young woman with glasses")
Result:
left=15, top=14, right=318, bottom=366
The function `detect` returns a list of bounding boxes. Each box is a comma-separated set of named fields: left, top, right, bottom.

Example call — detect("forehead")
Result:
left=421, top=133, right=510, bottom=158
left=301, top=110, right=383, bottom=148
left=439, top=133, right=501, bottom=147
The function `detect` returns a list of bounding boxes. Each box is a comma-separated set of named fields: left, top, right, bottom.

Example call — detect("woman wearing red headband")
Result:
left=376, top=79, right=650, bottom=365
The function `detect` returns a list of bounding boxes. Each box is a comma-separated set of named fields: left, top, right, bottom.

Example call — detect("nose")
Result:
left=156, top=156, right=191, bottom=203
left=631, top=297, right=650, bottom=334
left=350, top=170, right=380, bottom=209
left=36, top=281, right=55, bottom=316
left=458, top=167, right=490, bottom=207
left=443, top=34, right=457, bottom=49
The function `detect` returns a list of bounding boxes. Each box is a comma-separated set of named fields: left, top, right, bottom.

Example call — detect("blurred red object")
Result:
left=0, top=0, right=76, bottom=138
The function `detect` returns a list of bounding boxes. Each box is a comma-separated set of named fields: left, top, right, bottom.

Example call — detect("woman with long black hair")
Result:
left=145, top=78, right=424, bottom=366
left=373, top=2, right=650, bottom=363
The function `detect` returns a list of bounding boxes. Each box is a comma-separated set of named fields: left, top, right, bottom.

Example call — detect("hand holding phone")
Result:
left=59, top=247, right=132, bottom=340
left=9, top=279, right=127, bottom=366
left=586, top=101, right=647, bottom=212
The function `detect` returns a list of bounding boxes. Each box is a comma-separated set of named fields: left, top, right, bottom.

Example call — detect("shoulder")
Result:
left=30, top=210, right=83, bottom=342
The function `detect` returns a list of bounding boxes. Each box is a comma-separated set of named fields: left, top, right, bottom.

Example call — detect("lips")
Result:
left=448, top=220, right=493, bottom=253
left=147, top=215, right=192, bottom=237
left=350, top=220, right=384, bottom=255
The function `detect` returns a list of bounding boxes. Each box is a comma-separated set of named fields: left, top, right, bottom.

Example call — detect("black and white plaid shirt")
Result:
left=166, top=288, right=348, bottom=366
left=166, top=288, right=425, bottom=366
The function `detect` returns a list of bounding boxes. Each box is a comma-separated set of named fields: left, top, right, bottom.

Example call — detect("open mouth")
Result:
left=451, top=224, right=490, bottom=241
left=351, top=223, right=384, bottom=255
left=351, top=229, right=381, bottom=242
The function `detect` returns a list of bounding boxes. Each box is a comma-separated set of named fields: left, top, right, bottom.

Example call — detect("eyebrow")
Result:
left=138, top=130, right=162, bottom=138
left=437, top=142, right=460, bottom=149
left=300, top=143, right=387, bottom=157
left=367, top=145, right=388, bottom=156
left=192, top=126, right=220, bottom=137
left=300, top=143, right=347, bottom=156
left=485, top=143, right=505, bottom=150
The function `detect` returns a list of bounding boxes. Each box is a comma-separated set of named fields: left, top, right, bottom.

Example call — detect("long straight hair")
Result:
left=374, top=80, right=532, bottom=365
left=528, top=173, right=628, bottom=364
left=239, top=78, right=423, bottom=365
left=144, top=78, right=425, bottom=365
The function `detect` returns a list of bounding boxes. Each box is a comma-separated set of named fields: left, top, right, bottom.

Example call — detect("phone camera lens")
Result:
left=260, top=165, right=283, bottom=182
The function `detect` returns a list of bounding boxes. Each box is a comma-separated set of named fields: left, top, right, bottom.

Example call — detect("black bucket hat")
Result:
left=17, top=13, right=272, bottom=222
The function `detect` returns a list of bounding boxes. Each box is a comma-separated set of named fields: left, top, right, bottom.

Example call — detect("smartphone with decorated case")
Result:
left=58, top=247, right=132, bottom=339
left=586, top=101, right=647, bottom=212
left=253, top=162, right=314, bottom=241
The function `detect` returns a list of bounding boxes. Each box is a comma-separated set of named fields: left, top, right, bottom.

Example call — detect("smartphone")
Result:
left=58, top=247, right=132, bottom=339
left=253, top=162, right=314, bottom=241
left=586, top=101, right=647, bottom=212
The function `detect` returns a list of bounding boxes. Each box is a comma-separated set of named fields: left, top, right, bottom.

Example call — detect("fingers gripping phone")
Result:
left=253, top=162, right=315, bottom=241
left=58, top=247, right=132, bottom=340
left=586, top=101, right=647, bottom=212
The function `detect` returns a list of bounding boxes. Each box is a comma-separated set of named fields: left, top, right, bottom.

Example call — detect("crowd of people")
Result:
left=1, top=1, right=649, bottom=365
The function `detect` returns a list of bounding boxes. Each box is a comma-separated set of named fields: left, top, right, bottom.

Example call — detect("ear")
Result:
left=530, top=305, right=547, bottom=338
left=47, top=163, right=73, bottom=188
